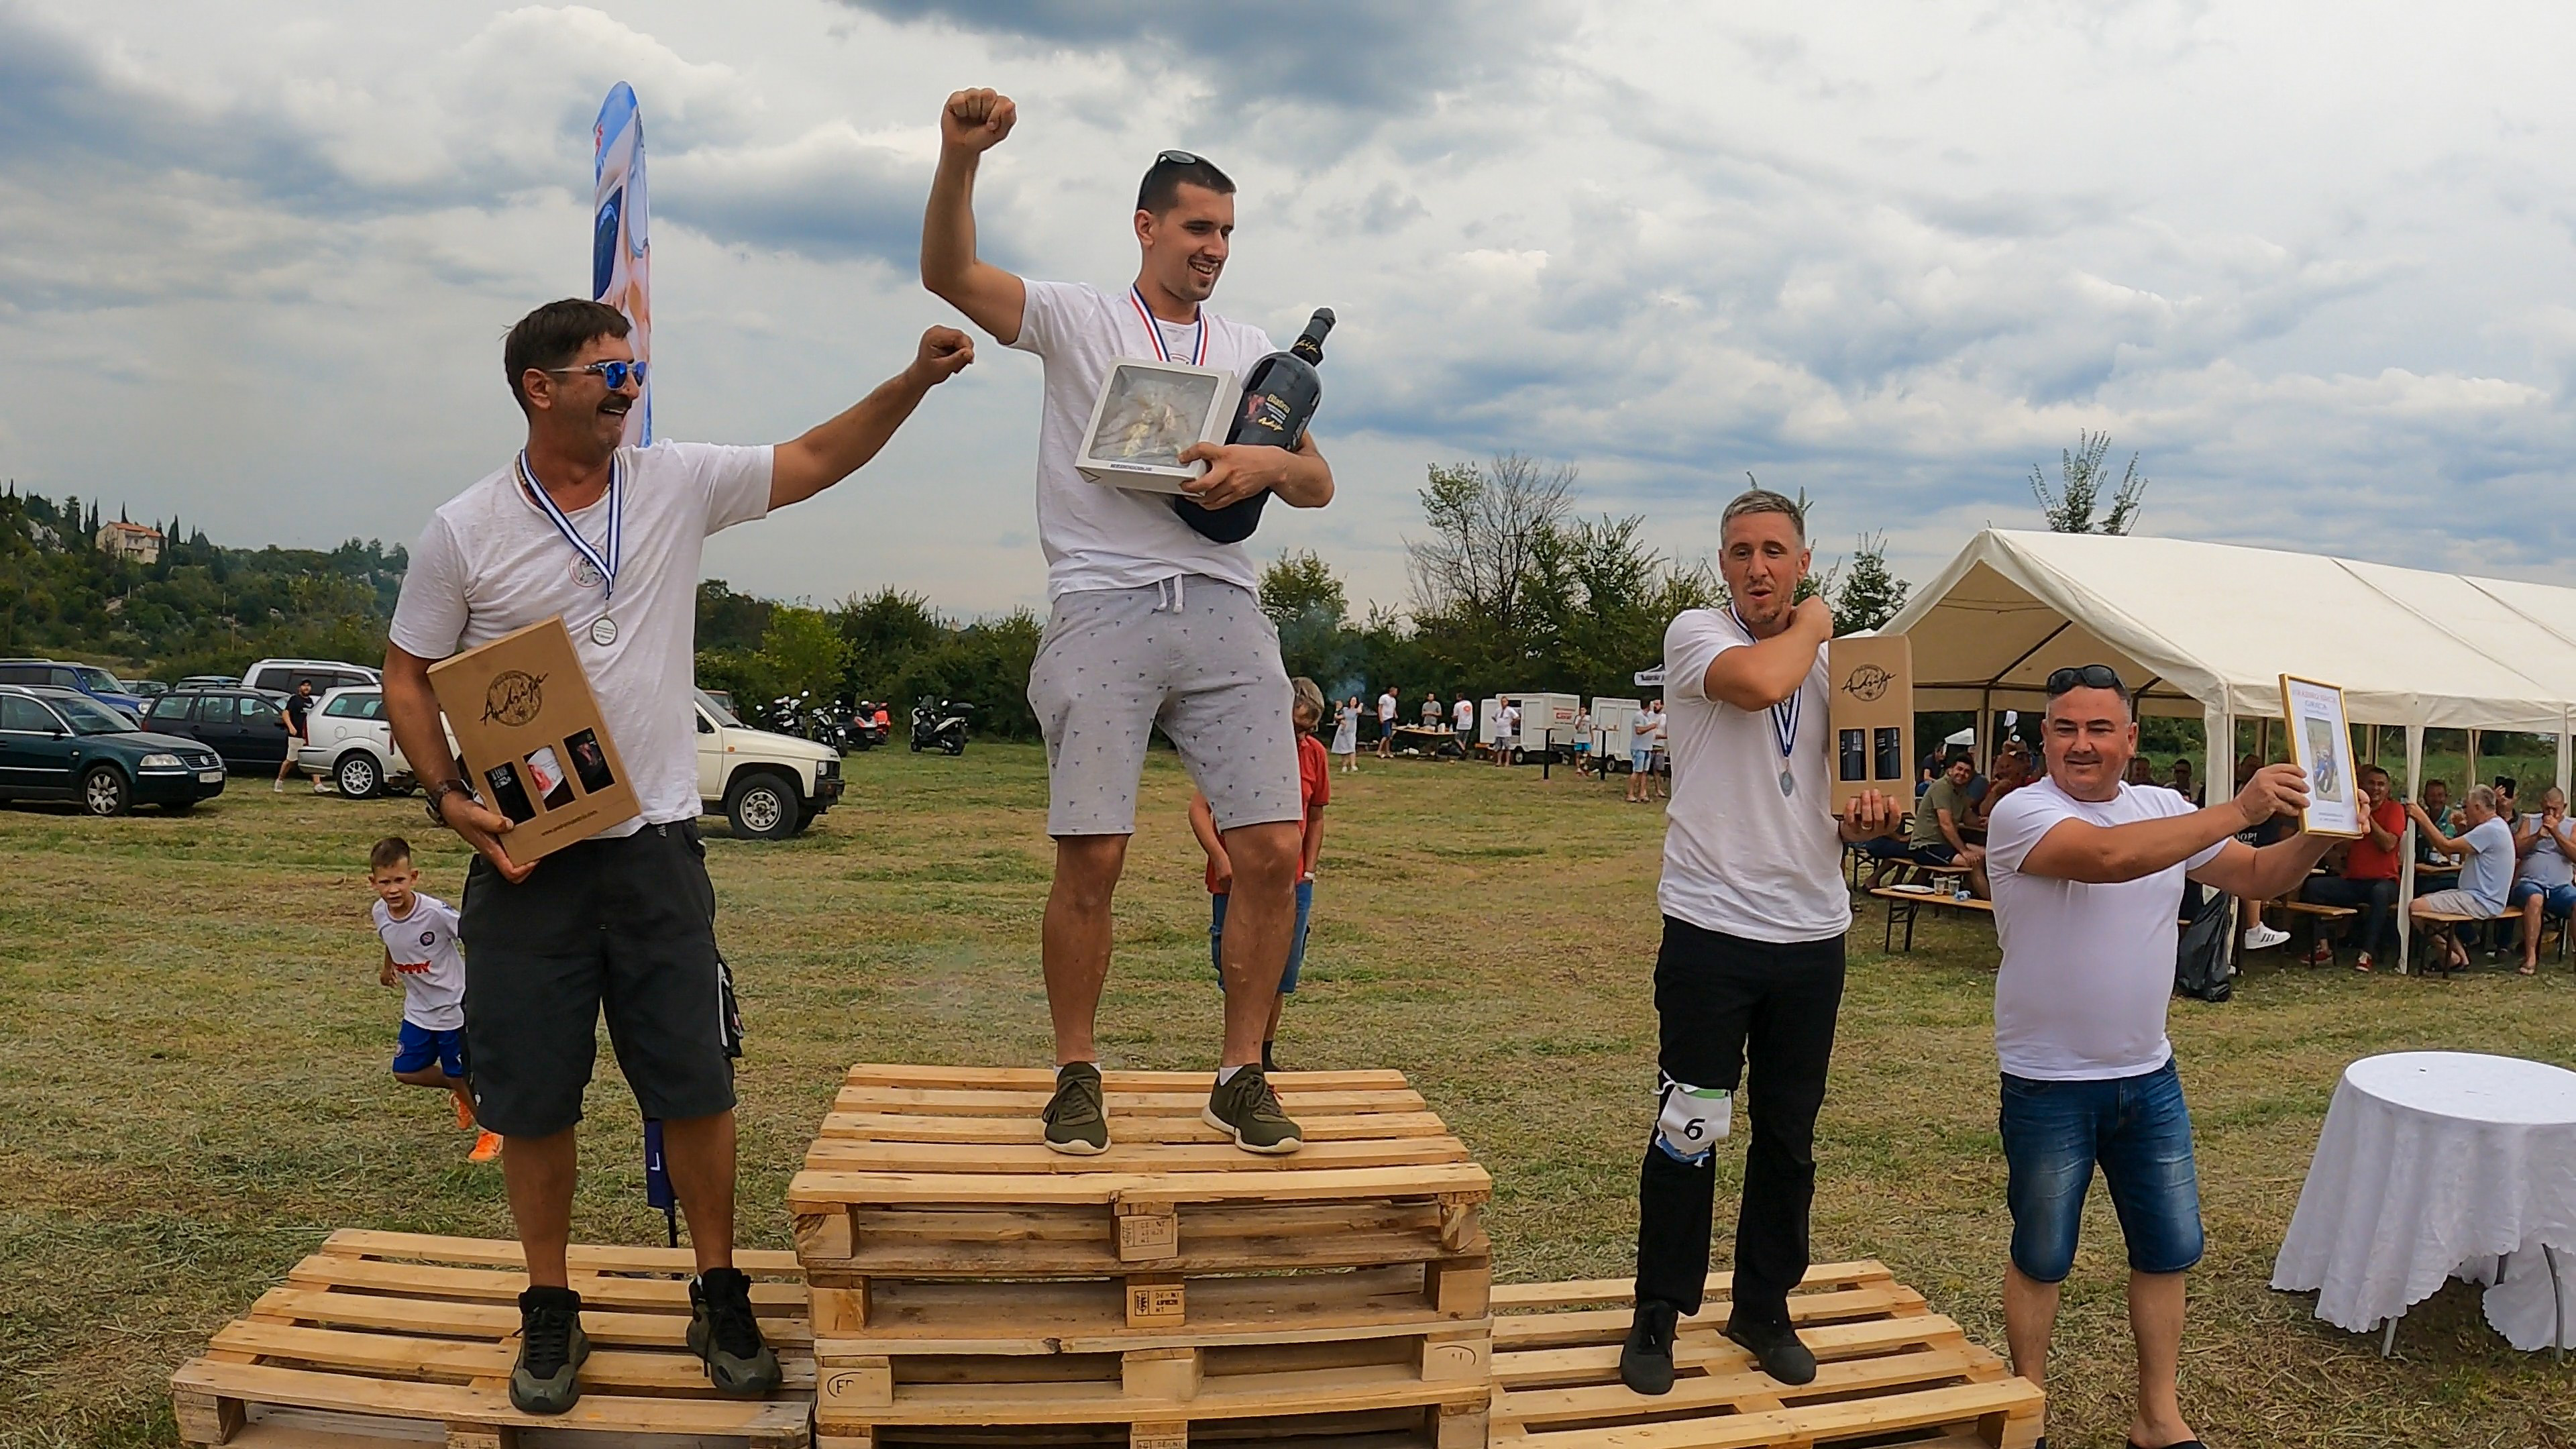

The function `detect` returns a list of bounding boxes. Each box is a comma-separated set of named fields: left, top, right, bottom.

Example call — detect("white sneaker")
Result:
left=2244, top=924, right=2291, bottom=951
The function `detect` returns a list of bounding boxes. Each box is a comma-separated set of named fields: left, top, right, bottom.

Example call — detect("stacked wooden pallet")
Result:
left=788, top=1063, right=1497, bottom=1448
left=168, top=1229, right=814, bottom=1448
left=1487, top=1260, right=2043, bottom=1449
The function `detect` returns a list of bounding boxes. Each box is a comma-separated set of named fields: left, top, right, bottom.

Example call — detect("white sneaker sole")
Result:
left=1202, top=1104, right=1302, bottom=1155
left=1040, top=1124, right=1108, bottom=1156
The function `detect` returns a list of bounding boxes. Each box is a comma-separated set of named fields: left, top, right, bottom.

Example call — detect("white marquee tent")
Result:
left=1882, top=530, right=2576, bottom=973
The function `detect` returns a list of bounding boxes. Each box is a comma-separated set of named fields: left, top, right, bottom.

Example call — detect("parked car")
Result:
left=294, top=685, right=440, bottom=798
left=0, top=659, right=147, bottom=720
left=140, top=688, right=297, bottom=772
left=694, top=688, right=842, bottom=839
left=0, top=685, right=227, bottom=815
left=243, top=657, right=381, bottom=697
left=127, top=680, right=171, bottom=702
left=176, top=675, right=241, bottom=690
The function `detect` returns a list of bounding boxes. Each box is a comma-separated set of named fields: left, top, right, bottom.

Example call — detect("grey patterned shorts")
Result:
left=1028, top=575, right=1301, bottom=837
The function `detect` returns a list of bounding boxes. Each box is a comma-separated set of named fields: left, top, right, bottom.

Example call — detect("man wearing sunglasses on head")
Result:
left=382, top=299, right=971, bottom=1415
left=921, top=89, right=1334, bottom=1157
left=1980, top=664, right=2331, bottom=1449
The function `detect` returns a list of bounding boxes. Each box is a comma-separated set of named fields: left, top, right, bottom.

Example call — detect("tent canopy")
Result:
left=1882, top=530, right=2576, bottom=732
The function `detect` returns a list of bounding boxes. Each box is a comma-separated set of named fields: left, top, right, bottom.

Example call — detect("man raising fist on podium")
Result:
left=921, top=88, right=1336, bottom=1156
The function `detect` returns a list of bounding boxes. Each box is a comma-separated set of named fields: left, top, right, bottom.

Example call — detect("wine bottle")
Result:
left=1174, top=307, right=1334, bottom=544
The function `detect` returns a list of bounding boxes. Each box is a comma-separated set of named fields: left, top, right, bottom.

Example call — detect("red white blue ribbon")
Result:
left=1729, top=604, right=1800, bottom=763
left=518, top=451, right=623, bottom=606
left=1130, top=285, right=1206, bottom=366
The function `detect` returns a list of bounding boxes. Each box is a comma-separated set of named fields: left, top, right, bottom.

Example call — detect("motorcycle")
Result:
left=847, top=700, right=885, bottom=751
left=910, top=698, right=972, bottom=756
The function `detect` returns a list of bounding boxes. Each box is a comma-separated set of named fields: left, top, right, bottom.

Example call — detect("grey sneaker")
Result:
left=1042, top=1061, right=1109, bottom=1155
left=688, top=1268, right=783, bottom=1395
left=1202, top=1065, right=1303, bottom=1154
left=508, top=1285, right=589, bottom=1414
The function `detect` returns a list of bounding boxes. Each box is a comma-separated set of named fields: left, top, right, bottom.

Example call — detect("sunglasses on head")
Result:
left=545, top=359, right=648, bottom=390
left=1156, top=148, right=1205, bottom=166
left=2045, top=663, right=2125, bottom=694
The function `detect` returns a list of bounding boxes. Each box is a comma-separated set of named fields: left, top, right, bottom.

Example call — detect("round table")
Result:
left=2271, top=1051, right=2576, bottom=1354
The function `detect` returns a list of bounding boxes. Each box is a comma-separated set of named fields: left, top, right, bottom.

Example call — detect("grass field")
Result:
left=5, top=743, right=2574, bottom=1449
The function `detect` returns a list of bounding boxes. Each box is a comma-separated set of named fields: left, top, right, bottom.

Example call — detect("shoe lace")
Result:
left=1635, top=1300, right=1678, bottom=1352
left=521, top=1301, right=576, bottom=1375
left=701, top=1276, right=767, bottom=1358
left=1047, top=1070, right=1103, bottom=1128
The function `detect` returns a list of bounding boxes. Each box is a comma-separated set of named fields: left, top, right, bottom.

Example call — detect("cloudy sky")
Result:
left=8, top=0, right=2576, bottom=617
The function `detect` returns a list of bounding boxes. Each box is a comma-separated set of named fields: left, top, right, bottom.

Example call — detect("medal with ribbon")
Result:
left=1731, top=604, right=1802, bottom=796
left=517, top=450, right=624, bottom=647
left=1129, top=285, right=1207, bottom=366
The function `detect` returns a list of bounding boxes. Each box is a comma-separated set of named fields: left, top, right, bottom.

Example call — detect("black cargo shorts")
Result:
left=458, top=820, right=735, bottom=1138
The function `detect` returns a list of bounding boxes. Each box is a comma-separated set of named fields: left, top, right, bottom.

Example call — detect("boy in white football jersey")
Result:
left=368, top=837, right=498, bottom=1162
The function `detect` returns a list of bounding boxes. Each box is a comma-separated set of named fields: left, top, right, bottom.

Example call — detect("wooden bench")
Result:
left=2267, top=898, right=2357, bottom=966
left=2410, top=906, right=2487, bottom=975
left=1868, top=886, right=1992, bottom=952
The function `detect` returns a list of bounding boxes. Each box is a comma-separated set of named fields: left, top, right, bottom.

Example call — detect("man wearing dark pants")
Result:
left=1621, top=489, right=1896, bottom=1395
left=384, top=299, right=970, bottom=1413
left=922, top=88, right=1334, bottom=1155
left=1984, top=665, right=2328, bottom=1449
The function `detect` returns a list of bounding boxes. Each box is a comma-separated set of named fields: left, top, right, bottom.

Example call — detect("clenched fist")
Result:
left=909, top=326, right=975, bottom=385
left=942, top=89, right=1016, bottom=153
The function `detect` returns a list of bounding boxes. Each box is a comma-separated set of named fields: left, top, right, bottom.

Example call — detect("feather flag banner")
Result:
left=592, top=83, right=652, bottom=447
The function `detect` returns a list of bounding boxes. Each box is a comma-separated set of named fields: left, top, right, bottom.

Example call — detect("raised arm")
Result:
left=2406, top=802, right=2472, bottom=857
left=2022, top=763, right=2309, bottom=884
left=1701, top=596, right=1832, bottom=711
left=922, top=88, right=1029, bottom=343
left=769, top=327, right=974, bottom=509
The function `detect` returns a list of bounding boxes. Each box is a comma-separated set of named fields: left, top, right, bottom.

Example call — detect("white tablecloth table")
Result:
left=2271, top=1051, right=2576, bottom=1353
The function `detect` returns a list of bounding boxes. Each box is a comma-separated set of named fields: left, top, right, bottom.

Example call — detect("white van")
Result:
left=244, top=658, right=382, bottom=697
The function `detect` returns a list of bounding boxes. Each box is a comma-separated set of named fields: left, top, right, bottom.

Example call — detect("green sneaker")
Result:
left=688, top=1267, right=783, bottom=1395
left=1042, top=1061, right=1109, bottom=1155
left=508, top=1285, right=589, bottom=1414
left=1203, top=1064, right=1303, bottom=1155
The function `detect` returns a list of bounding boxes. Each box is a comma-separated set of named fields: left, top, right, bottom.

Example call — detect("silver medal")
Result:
left=590, top=614, right=619, bottom=647
left=1780, top=768, right=1796, bottom=797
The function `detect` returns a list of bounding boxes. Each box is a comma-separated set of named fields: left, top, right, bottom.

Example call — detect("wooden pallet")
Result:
left=1487, top=1261, right=2043, bottom=1449
left=795, top=1065, right=1497, bottom=1449
left=170, top=1230, right=815, bottom=1449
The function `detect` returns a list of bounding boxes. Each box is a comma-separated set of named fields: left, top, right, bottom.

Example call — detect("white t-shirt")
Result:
left=1453, top=699, right=1474, bottom=731
left=2459, top=814, right=2517, bottom=912
left=1984, top=777, right=2226, bottom=1080
left=390, top=441, right=772, bottom=829
left=1656, top=609, right=1847, bottom=943
left=1378, top=692, right=1397, bottom=723
left=1008, top=280, right=1277, bottom=600
left=2518, top=814, right=2576, bottom=890
left=374, top=892, right=466, bottom=1030
left=1502, top=705, right=1519, bottom=733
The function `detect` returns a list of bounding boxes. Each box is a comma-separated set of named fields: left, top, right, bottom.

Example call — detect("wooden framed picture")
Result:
left=2279, top=674, right=2362, bottom=838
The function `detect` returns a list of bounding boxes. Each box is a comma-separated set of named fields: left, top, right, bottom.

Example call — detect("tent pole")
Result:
left=2400, top=724, right=2424, bottom=977
left=1979, top=686, right=1993, bottom=773
left=2469, top=729, right=2481, bottom=796
left=2559, top=712, right=2571, bottom=799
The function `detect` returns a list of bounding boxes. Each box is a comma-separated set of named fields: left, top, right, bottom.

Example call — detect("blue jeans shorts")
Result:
left=393, top=1020, right=466, bottom=1079
left=1999, top=1058, right=2203, bottom=1281
left=1210, top=877, right=1312, bottom=994
left=2509, top=880, right=2576, bottom=917
left=1631, top=746, right=1654, bottom=773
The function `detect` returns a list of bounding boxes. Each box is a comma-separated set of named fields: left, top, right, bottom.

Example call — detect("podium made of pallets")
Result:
left=786, top=1064, right=1496, bottom=1448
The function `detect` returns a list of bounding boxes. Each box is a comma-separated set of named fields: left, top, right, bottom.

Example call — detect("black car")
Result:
left=140, top=688, right=297, bottom=771
left=0, top=685, right=227, bottom=816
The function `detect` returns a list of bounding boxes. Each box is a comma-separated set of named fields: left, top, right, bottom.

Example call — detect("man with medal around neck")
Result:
left=1621, top=488, right=1900, bottom=1396
left=382, top=299, right=971, bottom=1415
left=921, top=88, right=1334, bottom=1157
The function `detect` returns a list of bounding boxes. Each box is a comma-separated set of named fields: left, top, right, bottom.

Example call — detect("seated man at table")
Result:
left=2507, top=786, right=2576, bottom=975
left=2412, top=778, right=2459, bottom=886
left=2406, top=784, right=2513, bottom=971
left=1866, top=754, right=1982, bottom=888
left=2301, top=763, right=2404, bottom=971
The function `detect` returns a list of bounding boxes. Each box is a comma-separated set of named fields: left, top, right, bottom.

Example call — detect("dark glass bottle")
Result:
left=1174, top=308, right=1334, bottom=544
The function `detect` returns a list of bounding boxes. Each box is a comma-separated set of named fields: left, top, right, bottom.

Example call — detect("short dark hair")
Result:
left=1137, top=154, right=1236, bottom=215
left=369, top=837, right=413, bottom=873
left=2362, top=763, right=2390, bottom=786
left=1721, top=488, right=1806, bottom=543
left=504, top=299, right=630, bottom=413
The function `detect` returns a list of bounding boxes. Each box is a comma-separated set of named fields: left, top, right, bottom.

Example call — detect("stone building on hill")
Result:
left=96, top=519, right=162, bottom=565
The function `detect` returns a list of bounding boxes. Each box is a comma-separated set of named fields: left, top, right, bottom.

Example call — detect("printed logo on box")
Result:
left=482, top=670, right=546, bottom=726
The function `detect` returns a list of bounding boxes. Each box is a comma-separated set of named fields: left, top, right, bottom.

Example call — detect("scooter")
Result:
left=910, top=698, right=972, bottom=756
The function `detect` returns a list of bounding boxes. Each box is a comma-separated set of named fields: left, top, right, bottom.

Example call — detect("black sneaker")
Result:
left=1725, top=1317, right=1818, bottom=1385
left=1042, top=1061, right=1110, bottom=1155
left=509, top=1285, right=590, bottom=1414
left=688, top=1267, right=784, bottom=1395
left=1618, top=1299, right=1679, bottom=1395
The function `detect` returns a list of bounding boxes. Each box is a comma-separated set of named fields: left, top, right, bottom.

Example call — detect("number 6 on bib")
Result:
left=1652, top=1076, right=1732, bottom=1166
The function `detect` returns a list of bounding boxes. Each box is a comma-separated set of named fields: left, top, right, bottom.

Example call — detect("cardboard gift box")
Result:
left=1827, top=634, right=1913, bottom=812
left=427, top=616, right=641, bottom=863
left=1075, top=358, right=1241, bottom=493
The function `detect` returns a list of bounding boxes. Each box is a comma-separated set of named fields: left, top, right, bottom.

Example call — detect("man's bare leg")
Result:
left=2521, top=893, right=2544, bottom=971
left=2002, top=1263, right=2058, bottom=1391
left=659, top=1110, right=739, bottom=1275
left=501, top=1128, right=580, bottom=1288
left=1044, top=834, right=1128, bottom=1065
left=2127, top=1270, right=2196, bottom=1448
left=1214, top=821, right=1299, bottom=1069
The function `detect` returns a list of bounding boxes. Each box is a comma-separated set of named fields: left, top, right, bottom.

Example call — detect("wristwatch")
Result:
left=425, top=777, right=478, bottom=827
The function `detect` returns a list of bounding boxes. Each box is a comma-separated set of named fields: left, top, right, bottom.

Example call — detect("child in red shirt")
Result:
left=1191, top=677, right=1330, bottom=1071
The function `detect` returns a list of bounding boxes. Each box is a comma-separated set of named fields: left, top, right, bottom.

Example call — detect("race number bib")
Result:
left=1653, top=1078, right=1732, bottom=1165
